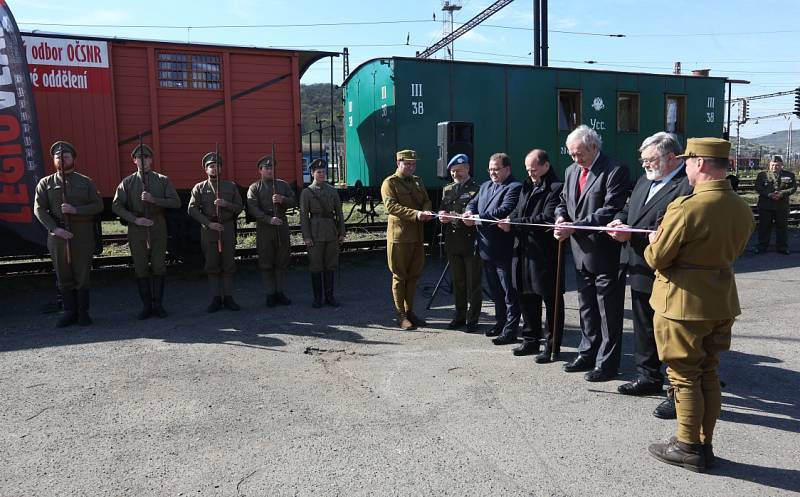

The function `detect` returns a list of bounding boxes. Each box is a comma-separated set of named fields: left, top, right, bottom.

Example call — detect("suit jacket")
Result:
left=466, top=175, right=522, bottom=261
left=510, top=171, right=565, bottom=296
left=554, top=152, right=630, bottom=274
left=616, top=167, right=692, bottom=293
left=644, top=180, right=754, bottom=321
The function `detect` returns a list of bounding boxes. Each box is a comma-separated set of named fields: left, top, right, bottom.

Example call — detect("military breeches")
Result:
left=256, top=225, right=290, bottom=271
left=654, top=314, right=733, bottom=445
left=308, top=239, right=339, bottom=273
left=48, top=221, right=95, bottom=291
left=757, top=207, right=789, bottom=251
left=128, top=218, right=169, bottom=277
left=447, top=252, right=483, bottom=324
left=201, top=223, right=237, bottom=275
left=387, top=241, right=425, bottom=314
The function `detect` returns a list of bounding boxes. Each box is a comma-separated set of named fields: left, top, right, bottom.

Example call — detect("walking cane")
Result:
left=551, top=239, right=565, bottom=361
left=214, top=142, right=222, bottom=254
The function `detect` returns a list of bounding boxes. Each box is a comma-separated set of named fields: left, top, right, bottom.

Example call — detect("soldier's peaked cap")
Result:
left=131, top=144, right=154, bottom=159
left=50, top=141, right=77, bottom=158
left=396, top=149, right=417, bottom=161
left=309, top=158, right=327, bottom=171
left=202, top=152, right=222, bottom=168
left=257, top=155, right=274, bottom=168
left=447, top=153, right=469, bottom=169
left=676, top=137, right=730, bottom=159
left=771, top=155, right=784, bottom=163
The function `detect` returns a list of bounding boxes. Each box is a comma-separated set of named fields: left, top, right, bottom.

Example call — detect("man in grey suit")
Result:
left=464, top=153, right=523, bottom=344
left=608, top=132, right=692, bottom=418
left=554, top=125, right=630, bottom=382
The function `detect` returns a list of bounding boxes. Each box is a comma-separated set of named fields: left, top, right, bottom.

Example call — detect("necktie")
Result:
left=578, top=168, right=589, bottom=195
left=646, top=180, right=662, bottom=203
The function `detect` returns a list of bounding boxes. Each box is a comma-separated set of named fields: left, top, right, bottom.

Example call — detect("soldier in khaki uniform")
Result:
left=645, top=138, right=754, bottom=473
left=754, top=155, right=796, bottom=254
left=112, top=144, right=181, bottom=319
left=437, top=153, right=482, bottom=331
left=247, top=155, right=297, bottom=307
left=381, top=149, right=434, bottom=330
left=34, top=141, right=104, bottom=327
left=300, top=158, right=346, bottom=308
left=188, top=152, right=244, bottom=312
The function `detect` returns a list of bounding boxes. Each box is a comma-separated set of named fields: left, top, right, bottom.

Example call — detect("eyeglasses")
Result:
left=638, top=157, right=661, bottom=165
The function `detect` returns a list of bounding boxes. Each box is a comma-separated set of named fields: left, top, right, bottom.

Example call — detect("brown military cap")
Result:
left=257, top=155, right=274, bottom=169
left=50, top=141, right=77, bottom=158
left=131, top=144, right=154, bottom=159
left=396, top=149, right=417, bottom=161
left=309, top=158, right=327, bottom=171
left=676, top=138, right=731, bottom=159
left=202, top=152, right=222, bottom=168
left=771, top=155, right=784, bottom=163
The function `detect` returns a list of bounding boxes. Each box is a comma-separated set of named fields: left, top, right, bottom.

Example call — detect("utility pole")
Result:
left=441, top=1, right=462, bottom=61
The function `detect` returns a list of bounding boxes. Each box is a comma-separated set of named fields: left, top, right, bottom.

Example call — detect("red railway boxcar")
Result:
left=3, top=31, right=332, bottom=256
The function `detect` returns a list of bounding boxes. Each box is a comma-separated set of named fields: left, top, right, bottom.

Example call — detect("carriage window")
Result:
left=665, top=95, right=686, bottom=134
left=617, top=93, right=639, bottom=133
left=158, top=52, right=222, bottom=90
left=558, top=90, right=581, bottom=131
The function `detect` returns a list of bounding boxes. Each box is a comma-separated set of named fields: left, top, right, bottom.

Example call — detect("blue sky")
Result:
left=11, top=0, right=800, bottom=138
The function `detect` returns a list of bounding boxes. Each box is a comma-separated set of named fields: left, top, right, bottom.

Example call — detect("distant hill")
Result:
left=747, top=129, right=800, bottom=151
left=300, top=83, right=344, bottom=145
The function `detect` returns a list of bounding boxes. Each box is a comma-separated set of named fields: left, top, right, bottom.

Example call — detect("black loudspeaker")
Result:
left=436, top=121, right=474, bottom=179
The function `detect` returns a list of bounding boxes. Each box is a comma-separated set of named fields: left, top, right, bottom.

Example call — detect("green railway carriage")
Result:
left=343, top=57, right=726, bottom=187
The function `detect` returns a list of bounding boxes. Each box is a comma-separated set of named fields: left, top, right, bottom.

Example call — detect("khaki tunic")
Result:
left=246, top=178, right=297, bottom=271
left=188, top=179, right=243, bottom=275
left=112, top=171, right=181, bottom=277
left=440, top=178, right=482, bottom=323
left=380, top=172, right=431, bottom=314
left=34, top=171, right=103, bottom=290
left=300, top=181, right=346, bottom=272
left=644, top=179, right=754, bottom=444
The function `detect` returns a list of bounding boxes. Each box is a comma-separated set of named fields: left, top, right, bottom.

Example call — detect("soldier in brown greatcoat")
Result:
left=380, top=149, right=433, bottom=330
left=247, top=155, right=297, bottom=307
left=300, top=158, right=345, bottom=308
left=188, top=152, right=244, bottom=312
left=754, top=155, right=796, bottom=254
left=112, top=144, right=181, bottom=319
left=34, top=141, right=104, bottom=327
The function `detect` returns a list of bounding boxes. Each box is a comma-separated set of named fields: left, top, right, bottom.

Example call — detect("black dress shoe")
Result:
left=534, top=347, right=557, bottom=364
left=584, top=368, right=617, bottom=382
left=447, top=319, right=466, bottom=330
left=563, top=355, right=594, bottom=373
left=265, top=295, right=277, bottom=307
left=618, top=379, right=663, bottom=396
left=648, top=437, right=706, bottom=473
left=465, top=322, right=479, bottom=333
left=274, top=292, right=292, bottom=305
left=653, top=397, right=677, bottom=419
left=512, top=340, right=539, bottom=356
left=492, top=334, right=517, bottom=346
left=485, top=326, right=502, bottom=337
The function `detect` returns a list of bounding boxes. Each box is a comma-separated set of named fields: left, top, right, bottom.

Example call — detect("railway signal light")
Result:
left=794, top=87, right=800, bottom=118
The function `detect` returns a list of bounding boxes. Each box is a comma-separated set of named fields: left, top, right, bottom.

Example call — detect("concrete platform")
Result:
left=1, top=236, right=798, bottom=496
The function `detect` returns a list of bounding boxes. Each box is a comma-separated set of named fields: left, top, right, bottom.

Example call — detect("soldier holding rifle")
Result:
left=34, top=141, right=103, bottom=327
left=112, top=144, right=181, bottom=319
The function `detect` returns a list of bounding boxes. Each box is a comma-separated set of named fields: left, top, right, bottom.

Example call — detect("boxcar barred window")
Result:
left=617, top=93, right=639, bottom=133
left=665, top=95, right=686, bottom=134
left=558, top=90, right=581, bottom=131
left=158, top=52, right=222, bottom=89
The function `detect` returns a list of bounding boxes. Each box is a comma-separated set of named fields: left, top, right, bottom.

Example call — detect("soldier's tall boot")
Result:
left=207, top=274, right=222, bottom=313
left=152, top=275, right=168, bottom=318
left=222, top=274, right=240, bottom=311
left=263, top=271, right=277, bottom=307
left=274, top=270, right=291, bottom=305
left=56, top=288, right=78, bottom=328
left=311, top=272, right=323, bottom=308
left=136, top=277, right=152, bottom=320
left=76, top=289, right=92, bottom=326
left=323, top=271, right=340, bottom=307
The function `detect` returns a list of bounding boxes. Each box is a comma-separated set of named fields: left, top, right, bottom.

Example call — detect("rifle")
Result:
left=271, top=141, right=280, bottom=247
left=60, top=169, right=72, bottom=265
left=214, top=142, right=222, bottom=253
left=137, top=134, right=151, bottom=250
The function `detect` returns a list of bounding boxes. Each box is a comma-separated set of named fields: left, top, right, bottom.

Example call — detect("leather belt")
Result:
left=672, top=262, right=729, bottom=270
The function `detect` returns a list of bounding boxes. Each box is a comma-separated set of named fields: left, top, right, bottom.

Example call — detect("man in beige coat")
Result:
left=645, top=138, right=754, bottom=473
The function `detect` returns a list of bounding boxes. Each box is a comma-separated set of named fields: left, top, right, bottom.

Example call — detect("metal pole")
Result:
left=788, top=119, right=793, bottom=166
left=735, top=121, right=741, bottom=175
left=725, top=81, right=733, bottom=140
left=533, top=0, right=540, bottom=66
left=330, top=56, right=336, bottom=183
left=541, top=0, right=548, bottom=66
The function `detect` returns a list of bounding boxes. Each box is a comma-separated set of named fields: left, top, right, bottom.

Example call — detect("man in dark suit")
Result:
left=608, top=132, right=692, bottom=416
left=554, top=125, right=629, bottom=382
left=464, top=153, right=523, bottom=344
left=499, top=149, right=565, bottom=363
